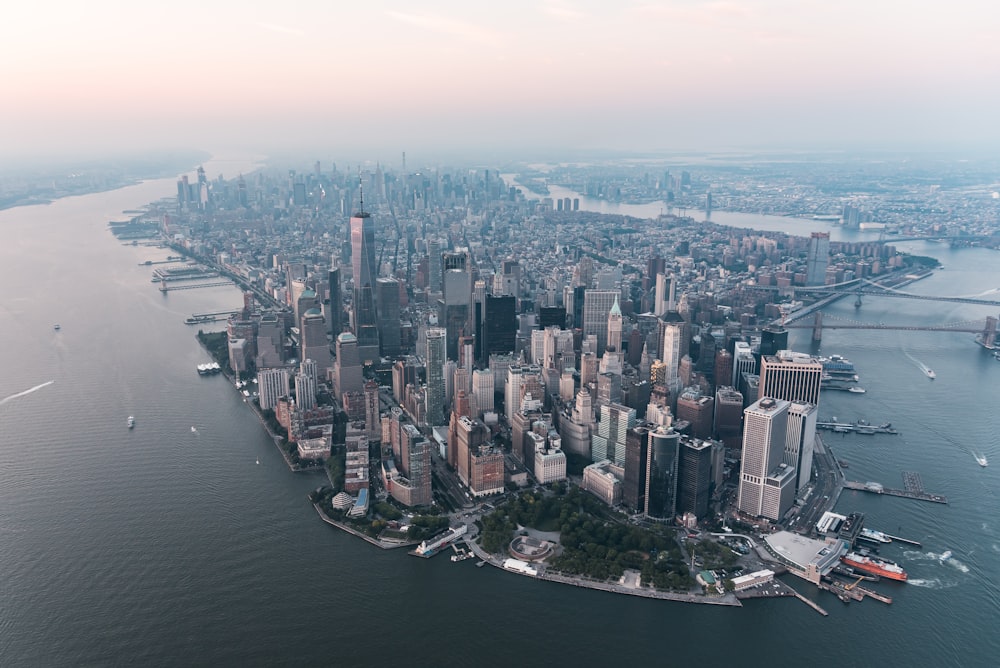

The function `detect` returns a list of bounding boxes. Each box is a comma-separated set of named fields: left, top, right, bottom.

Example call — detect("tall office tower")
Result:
left=471, top=369, right=494, bottom=417
left=759, top=327, right=788, bottom=357
left=714, top=386, right=745, bottom=449
left=409, top=435, right=434, bottom=505
left=583, top=289, right=619, bottom=355
left=257, top=368, right=290, bottom=411
left=645, top=426, right=680, bottom=520
left=364, top=380, right=381, bottom=442
left=784, top=401, right=818, bottom=492
left=595, top=372, right=622, bottom=408
left=714, top=349, right=733, bottom=391
left=660, top=323, right=682, bottom=391
left=289, top=278, right=308, bottom=325
left=559, top=370, right=575, bottom=402
left=555, top=388, right=592, bottom=457
left=505, top=365, right=543, bottom=423
left=300, top=309, right=331, bottom=379
left=454, top=415, right=488, bottom=486
left=425, top=328, right=447, bottom=426
left=530, top=329, right=546, bottom=366
left=806, top=232, right=831, bottom=286
left=590, top=402, right=636, bottom=466
left=498, top=258, right=521, bottom=297
left=579, top=352, right=599, bottom=389
left=427, top=239, right=442, bottom=294
left=255, top=314, right=284, bottom=368
left=650, top=359, right=667, bottom=386
left=470, top=446, right=505, bottom=497
left=676, top=389, right=715, bottom=440
left=654, top=273, right=671, bottom=317
left=732, top=341, right=756, bottom=386
left=539, top=306, right=566, bottom=329
left=645, top=256, right=666, bottom=292
left=392, top=358, right=417, bottom=404
left=442, top=265, right=472, bottom=360
left=677, top=438, right=712, bottom=519
left=295, top=359, right=318, bottom=410
left=327, top=267, right=343, bottom=338
left=447, top=397, right=472, bottom=469
left=623, top=425, right=650, bottom=512
left=479, top=295, right=516, bottom=363
left=759, top=350, right=823, bottom=405
left=333, top=332, right=363, bottom=402
left=606, top=296, right=623, bottom=355
left=737, top=397, right=795, bottom=521
left=350, top=205, right=380, bottom=362
left=376, top=278, right=401, bottom=357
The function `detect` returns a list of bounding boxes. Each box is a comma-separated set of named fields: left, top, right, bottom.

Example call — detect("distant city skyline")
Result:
left=3, top=1, right=999, bottom=159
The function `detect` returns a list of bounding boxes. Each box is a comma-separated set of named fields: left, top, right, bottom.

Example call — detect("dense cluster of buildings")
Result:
left=156, top=159, right=921, bottom=525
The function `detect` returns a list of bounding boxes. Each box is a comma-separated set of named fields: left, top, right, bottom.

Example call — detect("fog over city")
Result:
left=3, top=0, right=999, bottom=161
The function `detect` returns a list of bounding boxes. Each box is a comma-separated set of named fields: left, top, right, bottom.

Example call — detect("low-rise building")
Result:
left=731, top=569, right=775, bottom=591
left=582, top=460, right=623, bottom=506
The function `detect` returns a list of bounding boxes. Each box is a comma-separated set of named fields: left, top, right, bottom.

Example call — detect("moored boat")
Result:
left=841, top=552, right=907, bottom=581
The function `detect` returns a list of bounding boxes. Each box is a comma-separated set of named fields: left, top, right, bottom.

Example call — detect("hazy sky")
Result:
left=3, top=1, right=999, bottom=161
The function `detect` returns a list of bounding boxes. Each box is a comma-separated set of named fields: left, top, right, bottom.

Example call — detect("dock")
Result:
left=882, top=533, right=923, bottom=547
left=159, top=281, right=235, bottom=292
left=817, top=421, right=898, bottom=435
left=842, top=481, right=947, bottom=504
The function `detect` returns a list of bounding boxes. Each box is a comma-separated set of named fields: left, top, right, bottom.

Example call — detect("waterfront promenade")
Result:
left=464, top=536, right=742, bottom=607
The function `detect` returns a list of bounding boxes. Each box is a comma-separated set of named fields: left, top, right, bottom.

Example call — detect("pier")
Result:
left=842, top=480, right=947, bottom=504
left=882, top=533, right=923, bottom=547
left=817, top=420, right=898, bottom=435
left=159, top=281, right=235, bottom=292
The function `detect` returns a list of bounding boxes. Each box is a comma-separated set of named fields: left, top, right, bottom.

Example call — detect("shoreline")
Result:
left=312, top=503, right=420, bottom=550
left=464, top=536, right=743, bottom=607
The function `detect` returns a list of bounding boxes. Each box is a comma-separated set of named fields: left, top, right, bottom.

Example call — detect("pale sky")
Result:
left=2, top=0, right=998, bottom=160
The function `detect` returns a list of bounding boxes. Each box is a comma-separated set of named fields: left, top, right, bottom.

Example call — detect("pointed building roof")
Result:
left=609, top=295, right=621, bottom=317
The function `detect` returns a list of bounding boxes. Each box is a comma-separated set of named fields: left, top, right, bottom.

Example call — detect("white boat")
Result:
left=53, top=324, right=61, bottom=331
left=127, top=416, right=135, bottom=429
left=191, top=426, right=197, bottom=433
left=848, top=386, right=867, bottom=394
left=976, top=454, right=989, bottom=467
left=924, top=368, right=936, bottom=379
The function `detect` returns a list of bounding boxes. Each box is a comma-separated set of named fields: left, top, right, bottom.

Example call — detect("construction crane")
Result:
left=845, top=575, right=865, bottom=591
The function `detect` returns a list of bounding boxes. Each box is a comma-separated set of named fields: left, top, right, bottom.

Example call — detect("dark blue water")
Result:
left=1, top=166, right=998, bottom=666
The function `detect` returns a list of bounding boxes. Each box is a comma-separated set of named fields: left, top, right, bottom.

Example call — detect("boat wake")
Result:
left=0, top=380, right=55, bottom=407
left=903, top=549, right=969, bottom=574
left=907, top=578, right=955, bottom=589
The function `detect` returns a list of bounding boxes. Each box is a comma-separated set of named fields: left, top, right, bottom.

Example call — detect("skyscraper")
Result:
left=480, top=295, right=516, bottom=362
left=759, top=350, right=823, bottom=405
left=333, top=332, right=363, bottom=402
left=590, top=402, right=636, bottom=466
left=350, top=204, right=379, bottom=362
left=376, top=277, right=401, bottom=357
left=295, top=359, right=318, bottom=411
left=258, top=367, right=290, bottom=411
left=806, top=232, right=831, bottom=286
left=737, top=397, right=795, bottom=521
left=300, top=309, right=331, bottom=379
left=583, top=289, right=619, bottom=354
left=624, top=425, right=650, bottom=512
left=645, top=426, right=680, bottom=520
left=784, top=401, right=818, bottom=492
left=425, top=328, right=447, bottom=426
left=327, top=267, right=343, bottom=337
left=677, top=438, right=712, bottom=519
left=606, top=296, right=623, bottom=355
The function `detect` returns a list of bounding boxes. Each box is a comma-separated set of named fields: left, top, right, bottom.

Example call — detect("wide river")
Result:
left=1, top=163, right=998, bottom=666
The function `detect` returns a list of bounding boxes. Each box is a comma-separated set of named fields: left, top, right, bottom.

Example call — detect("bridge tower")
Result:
left=854, top=288, right=863, bottom=308
left=981, top=316, right=998, bottom=349
left=812, top=311, right=824, bottom=343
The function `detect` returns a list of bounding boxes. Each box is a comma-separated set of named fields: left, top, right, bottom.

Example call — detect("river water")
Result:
left=1, top=164, right=998, bottom=666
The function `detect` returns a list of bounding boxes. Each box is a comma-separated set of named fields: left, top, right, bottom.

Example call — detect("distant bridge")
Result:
left=783, top=312, right=999, bottom=346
